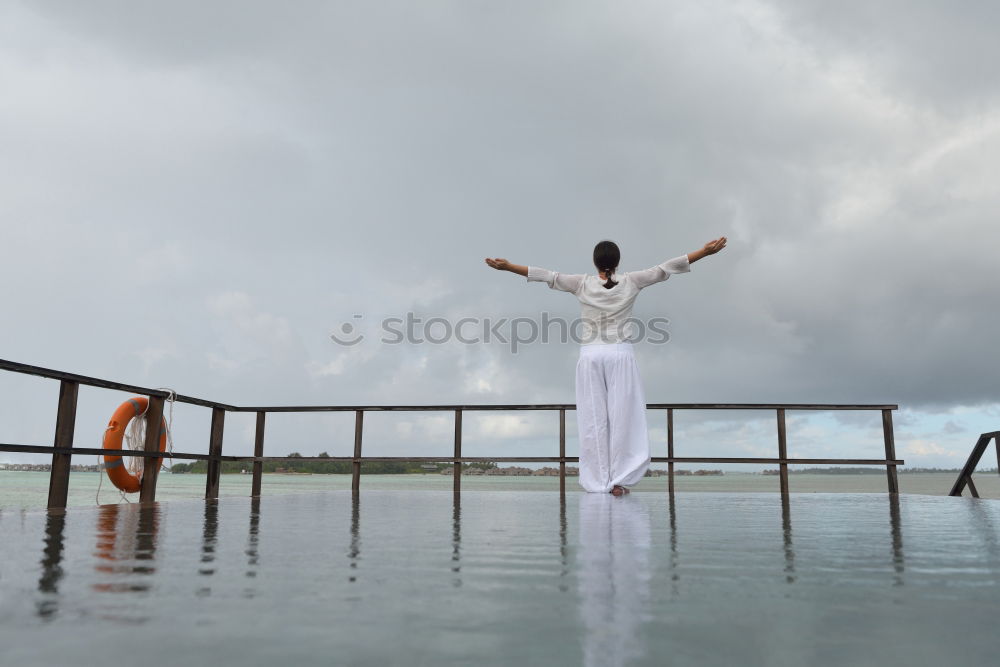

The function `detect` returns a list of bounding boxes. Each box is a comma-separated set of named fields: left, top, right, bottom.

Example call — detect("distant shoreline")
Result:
left=1, top=466, right=989, bottom=476
left=762, top=466, right=993, bottom=475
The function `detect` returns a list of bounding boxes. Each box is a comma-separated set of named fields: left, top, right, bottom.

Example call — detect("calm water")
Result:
left=2, top=490, right=999, bottom=666
left=2, top=470, right=998, bottom=510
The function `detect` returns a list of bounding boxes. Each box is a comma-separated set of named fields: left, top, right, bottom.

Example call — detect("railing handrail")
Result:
left=233, top=403, right=898, bottom=412
left=0, top=445, right=905, bottom=467
left=1, top=358, right=897, bottom=412
left=0, top=357, right=904, bottom=507
left=0, top=358, right=235, bottom=411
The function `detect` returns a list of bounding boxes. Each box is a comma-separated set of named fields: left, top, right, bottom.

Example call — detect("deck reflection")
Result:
left=782, top=494, right=795, bottom=584
left=244, top=496, right=262, bottom=598
left=10, top=490, right=1000, bottom=667
left=36, top=511, right=66, bottom=620
left=92, top=503, right=160, bottom=592
left=27, top=489, right=922, bottom=633
left=349, top=493, right=361, bottom=583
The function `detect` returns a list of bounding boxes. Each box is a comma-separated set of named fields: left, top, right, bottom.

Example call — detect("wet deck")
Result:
left=2, top=491, right=998, bottom=666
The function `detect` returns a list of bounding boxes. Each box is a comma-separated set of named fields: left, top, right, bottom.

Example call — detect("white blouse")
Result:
left=526, top=255, right=691, bottom=345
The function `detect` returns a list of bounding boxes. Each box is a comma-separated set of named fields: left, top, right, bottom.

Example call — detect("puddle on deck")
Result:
left=2, top=491, right=999, bottom=666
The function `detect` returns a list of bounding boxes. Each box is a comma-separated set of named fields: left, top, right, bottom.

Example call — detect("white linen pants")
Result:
left=575, top=343, right=651, bottom=493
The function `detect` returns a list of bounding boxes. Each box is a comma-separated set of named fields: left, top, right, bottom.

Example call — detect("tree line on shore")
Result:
left=169, top=454, right=499, bottom=475
left=761, top=466, right=985, bottom=475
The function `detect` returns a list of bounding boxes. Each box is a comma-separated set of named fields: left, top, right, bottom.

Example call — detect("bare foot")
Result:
left=611, top=485, right=625, bottom=497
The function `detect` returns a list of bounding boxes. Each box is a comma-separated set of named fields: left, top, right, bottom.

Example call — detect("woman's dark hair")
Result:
left=593, top=240, right=620, bottom=289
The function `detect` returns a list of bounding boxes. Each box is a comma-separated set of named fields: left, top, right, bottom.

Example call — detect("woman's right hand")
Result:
left=485, top=258, right=511, bottom=271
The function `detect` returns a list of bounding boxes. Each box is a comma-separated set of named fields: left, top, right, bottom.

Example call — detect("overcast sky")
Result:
left=2, top=0, right=998, bottom=472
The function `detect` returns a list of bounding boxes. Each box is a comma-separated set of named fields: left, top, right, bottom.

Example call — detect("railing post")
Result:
left=204, top=407, right=225, bottom=500
left=139, top=396, right=165, bottom=503
left=559, top=409, right=566, bottom=495
left=453, top=409, right=462, bottom=494
left=994, top=435, right=1000, bottom=480
left=667, top=409, right=675, bottom=495
left=352, top=410, right=363, bottom=493
left=251, top=411, right=265, bottom=497
left=776, top=408, right=789, bottom=496
left=46, top=380, right=79, bottom=510
left=882, top=409, right=898, bottom=494
left=948, top=433, right=991, bottom=496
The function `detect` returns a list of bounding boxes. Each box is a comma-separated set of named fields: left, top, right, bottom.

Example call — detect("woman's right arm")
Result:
left=484, top=258, right=528, bottom=276
left=485, top=258, right=584, bottom=293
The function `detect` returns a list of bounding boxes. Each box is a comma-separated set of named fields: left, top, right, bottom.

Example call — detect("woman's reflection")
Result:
left=577, top=493, right=652, bottom=667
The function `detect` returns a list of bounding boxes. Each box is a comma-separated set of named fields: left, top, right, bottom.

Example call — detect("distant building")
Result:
left=1, top=463, right=101, bottom=472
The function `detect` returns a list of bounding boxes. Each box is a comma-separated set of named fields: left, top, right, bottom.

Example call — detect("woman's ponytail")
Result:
left=593, top=240, right=620, bottom=289
left=600, top=267, right=616, bottom=289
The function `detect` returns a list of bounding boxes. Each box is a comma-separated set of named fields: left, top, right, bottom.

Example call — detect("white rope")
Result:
left=155, top=388, right=177, bottom=468
left=96, top=390, right=177, bottom=506
left=96, top=453, right=104, bottom=505
left=124, top=412, right=147, bottom=477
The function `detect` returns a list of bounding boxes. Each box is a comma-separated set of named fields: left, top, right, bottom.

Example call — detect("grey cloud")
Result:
left=769, top=0, right=1000, bottom=113
left=2, top=1, right=998, bottom=467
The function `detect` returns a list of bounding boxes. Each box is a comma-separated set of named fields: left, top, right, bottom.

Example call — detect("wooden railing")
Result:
left=948, top=431, right=1000, bottom=497
left=0, top=358, right=903, bottom=509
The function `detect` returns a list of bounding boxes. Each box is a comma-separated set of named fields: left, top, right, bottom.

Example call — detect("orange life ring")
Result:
left=102, top=397, right=167, bottom=493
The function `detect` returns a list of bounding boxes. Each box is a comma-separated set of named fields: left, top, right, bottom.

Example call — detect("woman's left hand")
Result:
left=702, top=237, right=727, bottom=255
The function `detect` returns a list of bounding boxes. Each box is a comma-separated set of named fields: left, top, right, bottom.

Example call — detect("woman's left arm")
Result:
left=629, top=237, right=727, bottom=289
